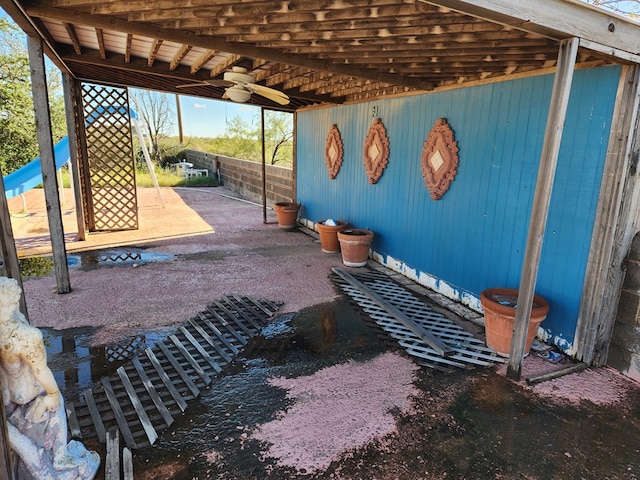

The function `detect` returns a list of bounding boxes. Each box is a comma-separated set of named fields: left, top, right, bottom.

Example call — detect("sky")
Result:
left=174, top=94, right=260, bottom=138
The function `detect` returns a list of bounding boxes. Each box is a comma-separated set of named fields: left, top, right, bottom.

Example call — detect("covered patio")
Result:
left=2, top=0, right=640, bottom=477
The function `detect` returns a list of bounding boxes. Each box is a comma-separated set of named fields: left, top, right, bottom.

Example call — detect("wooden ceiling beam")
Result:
left=208, top=54, right=242, bottom=78
left=147, top=38, right=162, bottom=67
left=207, top=20, right=507, bottom=43
left=100, top=0, right=423, bottom=18
left=188, top=48, right=214, bottom=74
left=26, top=3, right=435, bottom=91
left=63, top=22, right=81, bottom=55
left=95, top=27, right=106, bottom=59
left=124, top=33, right=132, bottom=63
left=170, top=44, right=193, bottom=72
left=422, top=0, right=640, bottom=59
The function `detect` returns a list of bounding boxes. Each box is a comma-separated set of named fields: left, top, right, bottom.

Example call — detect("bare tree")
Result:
left=130, top=89, right=175, bottom=164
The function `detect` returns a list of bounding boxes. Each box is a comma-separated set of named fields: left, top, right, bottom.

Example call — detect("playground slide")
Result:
left=3, top=105, right=138, bottom=200
left=3, top=135, right=70, bottom=200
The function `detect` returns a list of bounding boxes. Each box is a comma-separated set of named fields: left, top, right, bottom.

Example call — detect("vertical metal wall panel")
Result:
left=297, top=66, right=620, bottom=350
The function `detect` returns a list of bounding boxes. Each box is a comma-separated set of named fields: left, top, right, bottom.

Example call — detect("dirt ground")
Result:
left=8, top=186, right=640, bottom=479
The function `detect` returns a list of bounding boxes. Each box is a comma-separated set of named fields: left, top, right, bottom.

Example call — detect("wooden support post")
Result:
left=0, top=169, right=28, bottom=319
left=261, top=107, right=267, bottom=224
left=61, top=73, right=86, bottom=241
left=27, top=36, right=71, bottom=294
left=507, top=37, right=579, bottom=380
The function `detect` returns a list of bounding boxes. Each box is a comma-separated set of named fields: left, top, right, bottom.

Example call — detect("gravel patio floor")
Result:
left=7, top=186, right=640, bottom=479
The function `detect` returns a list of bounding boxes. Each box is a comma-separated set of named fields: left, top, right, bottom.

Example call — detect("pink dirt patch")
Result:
left=252, top=352, right=419, bottom=474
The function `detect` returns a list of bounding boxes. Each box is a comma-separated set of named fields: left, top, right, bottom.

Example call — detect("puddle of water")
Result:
left=40, top=295, right=640, bottom=479
left=43, top=327, right=166, bottom=400
left=19, top=248, right=175, bottom=278
left=133, top=296, right=388, bottom=479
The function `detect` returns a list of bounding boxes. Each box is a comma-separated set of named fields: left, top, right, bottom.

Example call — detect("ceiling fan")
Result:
left=177, top=67, right=290, bottom=105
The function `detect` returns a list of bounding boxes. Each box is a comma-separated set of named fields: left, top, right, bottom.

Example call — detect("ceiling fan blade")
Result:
left=176, top=79, right=235, bottom=88
left=248, top=84, right=290, bottom=105
left=250, top=83, right=289, bottom=98
left=176, top=82, right=211, bottom=88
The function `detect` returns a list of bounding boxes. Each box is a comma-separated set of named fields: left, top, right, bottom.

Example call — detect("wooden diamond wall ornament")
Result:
left=363, top=118, right=390, bottom=184
left=325, top=124, right=344, bottom=179
left=421, top=118, right=459, bottom=200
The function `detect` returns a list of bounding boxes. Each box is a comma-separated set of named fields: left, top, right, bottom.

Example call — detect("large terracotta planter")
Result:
left=274, top=202, right=300, bottom=230
left=317, top=220, right=348, bottom=253
left=480, top=288, right=549, bottom=357
left=337, top=229, right=374, bottom=267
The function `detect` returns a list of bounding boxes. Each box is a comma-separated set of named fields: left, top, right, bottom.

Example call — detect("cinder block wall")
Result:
left=608, top=232, right=640, bottom=382
left=183, top=150, right=294, bottom=206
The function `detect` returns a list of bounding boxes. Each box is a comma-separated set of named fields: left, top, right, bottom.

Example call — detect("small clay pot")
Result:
left=274, top=202, right=300, bottom=230
left=337, top=229, right=374, bottom=267
left=317, top=220, right=348, bottom=253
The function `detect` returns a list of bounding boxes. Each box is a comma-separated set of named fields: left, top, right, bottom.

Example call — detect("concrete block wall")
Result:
left=608, top=232, right=640, bottom=382
left=183, top=150, right=294, bottom=206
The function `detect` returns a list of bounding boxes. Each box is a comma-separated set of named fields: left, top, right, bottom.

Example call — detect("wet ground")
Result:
left=13, top=188, right=640, bottom=479
left=45, top=296, right=640, bottom=480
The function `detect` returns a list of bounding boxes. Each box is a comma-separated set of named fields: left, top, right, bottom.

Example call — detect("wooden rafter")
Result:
left=170, top=44, right=192, bottom=71
left=95, top=27, right=106, bottom=59
left=63, top=22, right=81, bottom=55
left=147, top=39, right=163, bottom=67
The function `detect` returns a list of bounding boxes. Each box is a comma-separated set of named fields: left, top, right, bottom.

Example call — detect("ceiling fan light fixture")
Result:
left=226, top=85, right=251, bottom=103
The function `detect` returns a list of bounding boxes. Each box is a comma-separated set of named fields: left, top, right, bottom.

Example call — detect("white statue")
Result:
left=0, top=277, right=100, bottom=480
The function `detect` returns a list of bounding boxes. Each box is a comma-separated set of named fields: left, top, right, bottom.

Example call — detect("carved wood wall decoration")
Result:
left=421, top=118, right=459, bottom=200
left=325, top=124, right=344, bottom=179
left=363, top=118, right=390, bottom=184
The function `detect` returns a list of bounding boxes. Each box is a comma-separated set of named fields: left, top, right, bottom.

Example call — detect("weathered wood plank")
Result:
left=211, top=301, right=253, bottom=336
left=131, top=357, right=174, bottom=427
left=66, top=401, right=82, bottom=440
left=205, top=306, right=249, bottom=344
left=168, top=334, right=212, bottom=385
left=83, top=389, right=106, bottom=443
left=117, top=366, right=158, bottom=445
left=507, top=37, right=579, bottom=380
left=228, top=294, right=266, bottom=329
left=575, top=64, right=640, bottom=365
left=102, top=377, right=137, bottom=449
left=122, top=446, right=134, bottom=480
left=197, top=312, right=240, bottom=354
left=187, top=318, right=232, bottom=363
left=156, top=341, right=201, bottom=397
left=26, top=36, right=70, bottom=294
left=105, top=430, right=120, bottom=480
left=179, top=326, right=223, bottom=373
left=144, top=348, right=188, bottom=412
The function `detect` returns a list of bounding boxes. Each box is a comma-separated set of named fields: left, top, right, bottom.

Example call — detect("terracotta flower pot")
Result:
left=480, top=288, right=549, bottom=357
left=337, top=229, right=374, bottom=267
left=317, top=220, right=348, bottom=253
left=274, top=202, right=300, bottom=230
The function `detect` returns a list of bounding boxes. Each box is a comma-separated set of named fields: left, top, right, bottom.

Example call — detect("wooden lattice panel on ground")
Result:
left=81, top=84, right=138, bottom=232
left=67, top=296, right=282, bottom=450
left=332, top=268, right=504, bottom=373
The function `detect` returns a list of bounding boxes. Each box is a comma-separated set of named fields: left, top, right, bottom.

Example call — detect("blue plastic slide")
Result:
left=3, top=135, right=70, bottom=200
left=3, top=105, right=138, bottom=200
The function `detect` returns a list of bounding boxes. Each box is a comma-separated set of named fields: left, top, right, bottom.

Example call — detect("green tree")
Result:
left=217, top=110, right=293, bottom=166
left=0, top=18, right=66, bottom=175
left=263, top=110, right=293, bottom=166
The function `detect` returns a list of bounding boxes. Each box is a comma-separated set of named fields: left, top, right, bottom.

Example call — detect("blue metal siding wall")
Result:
left=297, top=66, right=620, bottom=351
